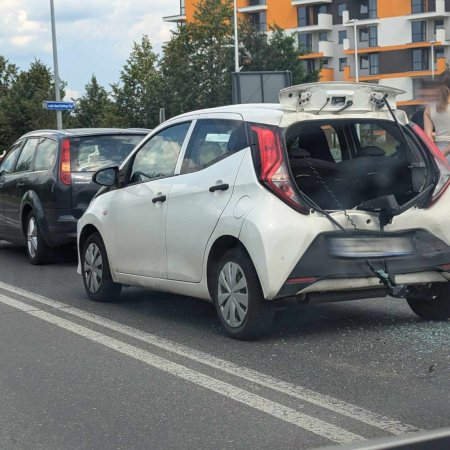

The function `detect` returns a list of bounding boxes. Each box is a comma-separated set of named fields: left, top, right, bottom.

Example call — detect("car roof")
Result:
left=19, top=128, right=150, bottom=140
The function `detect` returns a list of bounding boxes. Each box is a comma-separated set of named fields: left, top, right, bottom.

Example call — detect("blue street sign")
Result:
left=42, top=101, right=76, bottom=111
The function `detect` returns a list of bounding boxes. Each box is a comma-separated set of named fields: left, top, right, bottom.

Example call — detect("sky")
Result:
left=0, top=0, right=178, bottom=100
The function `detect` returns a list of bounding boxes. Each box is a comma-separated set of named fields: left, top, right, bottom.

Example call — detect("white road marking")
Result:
left=0, top=293, right=363, bottom=445
left=0, top=281, right=419, bottom=435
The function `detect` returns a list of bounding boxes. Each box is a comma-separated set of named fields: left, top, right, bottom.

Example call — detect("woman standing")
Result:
left=424, top=71, right=450, bottom=160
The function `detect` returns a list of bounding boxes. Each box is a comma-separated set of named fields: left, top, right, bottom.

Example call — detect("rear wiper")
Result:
left=333, top=100, right=353, bottom=114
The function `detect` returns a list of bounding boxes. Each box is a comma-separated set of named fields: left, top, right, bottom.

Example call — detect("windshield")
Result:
left=70, top=134, right=144, bottom=172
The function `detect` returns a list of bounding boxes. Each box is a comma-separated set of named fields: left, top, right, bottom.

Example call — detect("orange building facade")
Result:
left=163, top=0, right=450, bottom=104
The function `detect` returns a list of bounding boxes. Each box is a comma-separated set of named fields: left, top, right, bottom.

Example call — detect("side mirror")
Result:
left=93, top=166, right=118, bottom=187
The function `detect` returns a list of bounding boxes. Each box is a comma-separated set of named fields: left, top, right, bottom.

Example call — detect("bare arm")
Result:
left=424, top=106, right=434, bottom=140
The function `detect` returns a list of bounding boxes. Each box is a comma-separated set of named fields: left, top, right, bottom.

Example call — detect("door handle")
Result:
left=16, top=182, right=25, bottom=189
left=209, top=183, right=229, bottom=193
left=152, top=195, right=167, bottom=204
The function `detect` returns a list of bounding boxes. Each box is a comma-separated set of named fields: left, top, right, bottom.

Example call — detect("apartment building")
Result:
left=163, top=0, right=450, bottom=106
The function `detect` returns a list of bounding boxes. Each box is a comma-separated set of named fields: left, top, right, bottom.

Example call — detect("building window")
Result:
left=411, top=21, right=426, bottom=42
left=359, top=0, right=377, bottom=18
left=322, top=58, right=330, bottom=66
left=435, top=47, right=445, bottom=63
left=337, top=2, right=347, bottom=17
left=411, top=0, right=426, bottom=13
left=319, top=32, right=328, bottom=41
left=369, top=53, right=379, bottom=75
left=360, top=27, right=369, bottom=42
left=298, top=6, right=317, bottom=27
left=299, top=33, right=313, bottom=52
left=180, top=0, right=185, bottom=15
left=339, top=58, right=348, bottom=71
left=249, top=12, right=267, bottom=32
left=360, top=55, right=369, bottom=70
left=338, top=30, right=347, bottom=44
left=435, top=19, right=444, bottom=34
left=369, top=26, right=378, bottom=46
left=412, top=48, right=429, bottom=71
left=249, top=0, right=266, bottom=5
left=306, top=59, right=316, bottom=73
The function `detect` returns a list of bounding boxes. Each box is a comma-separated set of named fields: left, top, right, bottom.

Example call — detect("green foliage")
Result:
left=72, top=75, right=117, bottom=128
left=111, top=35, right=162, bottom=128
left=0, top=59, right=65, bottom=151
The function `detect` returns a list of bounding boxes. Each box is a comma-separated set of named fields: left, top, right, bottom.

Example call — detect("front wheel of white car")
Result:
left=82, top=232, right=121, bottom=302
left=407, top=283, right=450, bottom=321
left=213, top=248, right=275, bottom=340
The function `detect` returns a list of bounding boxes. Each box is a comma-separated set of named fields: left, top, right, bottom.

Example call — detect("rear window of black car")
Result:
left=70, top=134, right=145, bottom=172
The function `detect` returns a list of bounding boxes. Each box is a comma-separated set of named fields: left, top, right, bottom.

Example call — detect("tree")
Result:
left=0, top=60, right=65, bottom=150
left=239, top=23, right=318, bottom=84
left=73, top=75, right=117, bottom=127
left=0, top=55, right=18, bottom=92
left=111, top=35, right=162, bottom=128
left=160, top=0, right=235, bottom=117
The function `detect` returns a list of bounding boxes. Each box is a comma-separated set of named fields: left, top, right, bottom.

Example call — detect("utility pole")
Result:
left=233, top=0, right=239, bottom=73
left=49, top=0, right=63, bottom=130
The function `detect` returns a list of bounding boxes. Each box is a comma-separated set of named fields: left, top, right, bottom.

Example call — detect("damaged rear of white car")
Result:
left=78, top=82, right=450, bottom=340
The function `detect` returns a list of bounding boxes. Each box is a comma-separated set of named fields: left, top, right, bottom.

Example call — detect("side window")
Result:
left=35, top=138, right=58, bottom=171
left=181, top=119, right=248, bottom=174
left=14, top=138, right=38, bottom=173
left=0, top=142, right=23, bottom=174
left=130, top=122, right=191, bottom=184
left=358, top=123, right=399, bottom=156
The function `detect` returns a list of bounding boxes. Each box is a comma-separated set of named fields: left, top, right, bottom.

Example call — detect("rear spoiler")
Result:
left=279, top=82, right=405, bottom=114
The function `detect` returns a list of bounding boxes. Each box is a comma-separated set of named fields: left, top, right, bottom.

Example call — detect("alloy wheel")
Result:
left=27, top=217, right=38, bottom=259
left=84, top=243, right=103, bottom=293
left=217, top=262, right=249, bottom=328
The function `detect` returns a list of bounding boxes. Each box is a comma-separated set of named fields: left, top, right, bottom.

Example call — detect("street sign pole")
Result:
left=49, top=0, right=63, bottom=130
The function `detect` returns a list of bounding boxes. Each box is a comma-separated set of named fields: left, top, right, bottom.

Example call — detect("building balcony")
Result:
left=342, top=11, right=380, bottom=27
left=238, top=0, right=267, bottom=13
left=318, top=40, right=334, bottom=57
left=343, top=57, right=447, bottom=82
left=163, top=13, right=186, bottom=23
left=408, top=0, right=448, bottom=19
left=296, top=13, right=332, bottom=32
left=292, top=0, right=332, bottom=5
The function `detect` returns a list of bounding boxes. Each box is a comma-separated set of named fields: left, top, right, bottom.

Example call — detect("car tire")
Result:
left=407, top=283, right=450, bottom=321
left=81, top=232, right=121, bottom=302
left=212, top=247, right=275, bottom=340
left=26, top=211, right=52, bottom=265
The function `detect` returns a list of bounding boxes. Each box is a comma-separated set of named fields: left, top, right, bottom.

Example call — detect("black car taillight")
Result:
left=60, top=138, right=71, bottom=185
left=250, top=124, right=309, bottom=214
left=412, top=124, right=450, bottom=203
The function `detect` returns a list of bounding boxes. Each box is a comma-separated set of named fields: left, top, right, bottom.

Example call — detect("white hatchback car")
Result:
left=78, top=82, right=450, bottom=339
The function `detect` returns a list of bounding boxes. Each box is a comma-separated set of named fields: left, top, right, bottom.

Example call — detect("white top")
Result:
left=430, top=103, right=450, bottom=142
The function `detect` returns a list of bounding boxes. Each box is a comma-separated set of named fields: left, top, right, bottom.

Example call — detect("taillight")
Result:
left=412, top=124, right=450, bottom=202
left=250, top=124, right=308, bottom=214
left=60, top=138, right=71, bottom=185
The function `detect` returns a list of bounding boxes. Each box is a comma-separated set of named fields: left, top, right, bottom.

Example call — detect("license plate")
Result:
left=328, top=236, right=413, bottom=258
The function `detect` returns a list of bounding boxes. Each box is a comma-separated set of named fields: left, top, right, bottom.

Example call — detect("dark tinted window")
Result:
left=181, top=119, right=248, bottom=174
left=35, top=138, right=58, bottom=171
left=0, top=142, right=23, bottom=173
left=339, top=58, right=347, bottom=71
left=130, top=122, right=191, bottom=183
left=338, top=30, right=347, bottom=44
left=70, top=134, right=144, bottom=172
left=412, top=21, right=426, bottom=42
left=15, top=138, right=38, bottom=172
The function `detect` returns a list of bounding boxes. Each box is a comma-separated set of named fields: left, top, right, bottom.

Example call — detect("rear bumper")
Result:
left=276, top=229, right=450, bottom=299
left=42, top=210, right=78, bottom=247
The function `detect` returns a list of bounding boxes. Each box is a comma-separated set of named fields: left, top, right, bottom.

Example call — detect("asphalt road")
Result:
left=0, top=241, right=449, bottom=450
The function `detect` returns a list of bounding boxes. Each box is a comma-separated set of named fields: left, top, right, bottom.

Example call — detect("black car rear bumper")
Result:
left=276, top=229, right=450, bottom=299
left=42, top=210, right=78, bottom=247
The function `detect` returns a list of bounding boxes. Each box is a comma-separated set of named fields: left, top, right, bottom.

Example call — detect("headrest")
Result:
left=359, top=146, right=386, bottom=157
